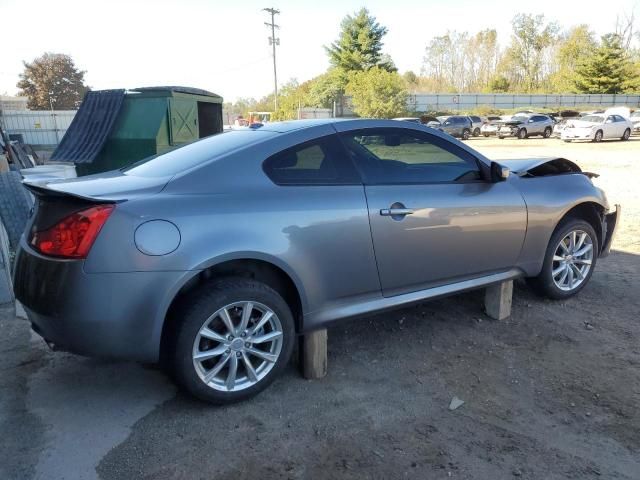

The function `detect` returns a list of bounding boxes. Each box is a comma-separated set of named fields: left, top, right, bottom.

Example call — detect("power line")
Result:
left=263, top=7, right=280, bottom=111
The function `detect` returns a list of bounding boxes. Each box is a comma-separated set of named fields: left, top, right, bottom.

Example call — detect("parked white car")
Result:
left=631, top=111, right=640, bottom=133
left=561, top=113, right=633, bottom=142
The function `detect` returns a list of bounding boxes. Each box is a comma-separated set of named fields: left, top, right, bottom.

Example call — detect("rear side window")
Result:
left=263, top=135, right=359, bottom=185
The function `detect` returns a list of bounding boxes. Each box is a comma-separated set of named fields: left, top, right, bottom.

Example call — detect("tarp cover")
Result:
left=51, top=89, right=125, bottom=164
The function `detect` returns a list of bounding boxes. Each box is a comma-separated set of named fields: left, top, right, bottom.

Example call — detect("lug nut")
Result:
left=245, top=342, right=250, bottom=348
left=225, top=349, right=230, bottom=354
left=236, top=351, right=242, bottom=357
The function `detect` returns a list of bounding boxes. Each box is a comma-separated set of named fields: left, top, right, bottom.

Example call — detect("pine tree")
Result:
left=574, top=34, right=634, bottom=94
left=325, top=8, right=395, bottom=73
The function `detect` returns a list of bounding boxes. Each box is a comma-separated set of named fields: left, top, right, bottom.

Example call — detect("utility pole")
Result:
left=263, top=7, right=280, bottom=111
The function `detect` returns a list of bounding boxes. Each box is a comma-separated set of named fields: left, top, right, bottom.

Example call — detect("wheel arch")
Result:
left=555, top=201, right=606, bottom=250
left=158, top=254, right=306, bottom=364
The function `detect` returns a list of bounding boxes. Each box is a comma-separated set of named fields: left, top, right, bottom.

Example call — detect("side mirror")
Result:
left=491, top=161, right=510, bottom=182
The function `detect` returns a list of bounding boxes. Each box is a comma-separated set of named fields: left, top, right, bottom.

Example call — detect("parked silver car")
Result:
left=14, top=119, right=619, bottom=403
left=498, top=114, right=555, bottom=139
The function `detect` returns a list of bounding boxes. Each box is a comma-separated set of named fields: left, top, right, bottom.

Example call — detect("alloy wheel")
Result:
left=552, top=230, right=594, bottom=291
left=192, top=301, right=284, bottom=392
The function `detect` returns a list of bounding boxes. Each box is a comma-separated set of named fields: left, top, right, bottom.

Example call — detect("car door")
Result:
left=603, top=115, right=617, bottom=138
left=338, top=127, right=527, bottom=297
left=529, top=116, right=544, bottom=135
left=614, top=115, right=628, bottom=137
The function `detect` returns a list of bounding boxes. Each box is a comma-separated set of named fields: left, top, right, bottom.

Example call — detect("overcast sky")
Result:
left=1, top=0, right=638, bottom=102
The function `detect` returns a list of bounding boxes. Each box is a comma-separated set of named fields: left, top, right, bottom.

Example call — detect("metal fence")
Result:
left=0, top=109, right=76, bottom=146
left=341, top=93, right=640, bottom=116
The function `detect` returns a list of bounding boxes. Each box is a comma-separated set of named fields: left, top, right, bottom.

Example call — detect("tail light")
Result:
left=30, top=204, right=114, bottom=259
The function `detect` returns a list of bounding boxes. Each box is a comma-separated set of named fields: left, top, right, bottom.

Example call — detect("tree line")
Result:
left=229, top=8, right=640, bottom=120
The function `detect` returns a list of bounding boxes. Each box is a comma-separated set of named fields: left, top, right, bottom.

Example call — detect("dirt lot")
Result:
left=1, top=136, right=639, bottom=480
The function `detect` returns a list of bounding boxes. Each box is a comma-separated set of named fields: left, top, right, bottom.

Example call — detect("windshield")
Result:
left=580, top=115, right=604, bottom=123
left=122, top=129, right=275, bottom=177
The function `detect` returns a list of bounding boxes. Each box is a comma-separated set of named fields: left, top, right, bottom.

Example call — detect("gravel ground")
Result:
left=1, top=136, right=639, bottom=480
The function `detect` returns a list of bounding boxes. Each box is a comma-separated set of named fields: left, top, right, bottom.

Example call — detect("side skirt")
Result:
left=303, top=268, right=524, bottom=331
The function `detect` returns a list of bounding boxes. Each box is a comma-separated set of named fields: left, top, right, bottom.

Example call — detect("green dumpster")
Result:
left=53, top=86, right=223, bottom=175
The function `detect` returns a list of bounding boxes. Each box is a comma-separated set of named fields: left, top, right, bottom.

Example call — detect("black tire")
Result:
left=517, top=128, right=527, bottom=139
left=462, top=129, right=470, bottom=140
left=0, top=171, right=33, bottom=249
left=498, top=135, right=504, bottom=139
left=172, top=277, right=295, bottom=404
left=543, top=127, right=552, bottom=138
left=593, top=130, right=603, bottom=142
left=563, top=139, right=572, bottom=143
left=483, top=133, right=490, bottom=137
left=621, top=128, right=631, bottom=141
left=473, top=128, right=481, bottom=137
left=528, top=218, right=598, bottom=300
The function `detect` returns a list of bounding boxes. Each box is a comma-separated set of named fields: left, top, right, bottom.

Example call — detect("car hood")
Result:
left=496, top=157, right=585, bottom=177
left=23, top=170, right=171, bottom=202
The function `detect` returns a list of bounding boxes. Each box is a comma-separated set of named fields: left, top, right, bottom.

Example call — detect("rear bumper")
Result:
left=12, top=240, right=186, bottom=362
left=600, top=204, right=621, bottom=258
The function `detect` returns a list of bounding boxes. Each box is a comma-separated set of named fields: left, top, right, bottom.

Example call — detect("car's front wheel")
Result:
left=528, top=218, right=598, bottom=300
left=172, top=278, right=295, bottom=404
left=543, top=127, right=552, bottom=138
left=593, top=130, right=603, bottom=142
left=473, top=127, right=481, bottom=136
left=517, top=128, right=527, bottom=139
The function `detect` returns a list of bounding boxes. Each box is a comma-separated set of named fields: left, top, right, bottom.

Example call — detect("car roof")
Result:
left=246, top=118, right=350, bottom=133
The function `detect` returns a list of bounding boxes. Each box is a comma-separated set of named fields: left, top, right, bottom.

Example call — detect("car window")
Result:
left=469, top=116, right=481, bottom=122
left=605, top=116, right=615, bottom=123
left=339, top=128, right=481, bottom=185
left=263, top=134, right=359, bottom=185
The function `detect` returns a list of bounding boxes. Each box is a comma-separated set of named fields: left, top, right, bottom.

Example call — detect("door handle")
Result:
left=380, top=208, right=414, bottom=216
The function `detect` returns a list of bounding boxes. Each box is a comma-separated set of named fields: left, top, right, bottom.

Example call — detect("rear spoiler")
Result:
left=22, top=181, right=118, bottom=203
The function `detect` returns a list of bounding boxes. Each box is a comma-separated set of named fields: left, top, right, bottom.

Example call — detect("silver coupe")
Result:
left=14, top=119, right=619, bottom=403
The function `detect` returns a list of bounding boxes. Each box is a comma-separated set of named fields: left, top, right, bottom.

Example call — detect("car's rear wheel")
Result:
left=621, top=128, right=631, bottom=141
left=473, top=127, right=481, bottom=136
left=172, top=278, right=295, bottom=404
left=543, top=127, right=552, bottom=138
left=517, top=128, right=527, bottom=139
left=528, top=218, right=598, bottom=300
left=483, top=133, right=490, bottom=137
left=593, top=130, right=603, bottom=142
left=462, top=129, right=471, bottom=140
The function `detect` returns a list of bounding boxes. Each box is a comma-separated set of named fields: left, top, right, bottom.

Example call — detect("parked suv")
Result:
left=14, top=119, right=618, bottom=404
left=437, top=116, right=472, bottom=140
left=498, top=114, right=555, bottom=139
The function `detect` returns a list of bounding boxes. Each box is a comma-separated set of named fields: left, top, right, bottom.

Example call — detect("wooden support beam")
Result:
left=300, top=329, right=327, bottom=379
left=484, top=280, right=513, bottom=320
